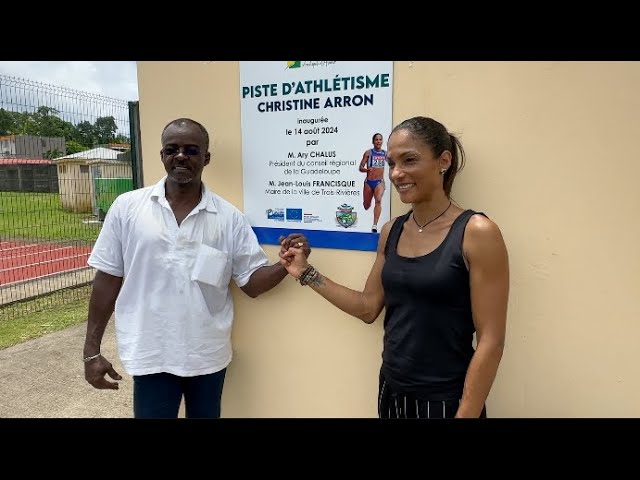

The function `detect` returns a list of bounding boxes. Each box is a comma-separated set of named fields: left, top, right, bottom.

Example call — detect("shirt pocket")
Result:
left=190, top=244, right=231, bottom=289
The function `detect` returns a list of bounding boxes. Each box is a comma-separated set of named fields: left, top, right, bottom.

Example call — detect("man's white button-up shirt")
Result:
left=88, top=176, right=270, bottom=376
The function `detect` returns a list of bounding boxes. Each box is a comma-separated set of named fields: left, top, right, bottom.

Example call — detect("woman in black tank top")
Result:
left=280, top=116, right=510, bottom=419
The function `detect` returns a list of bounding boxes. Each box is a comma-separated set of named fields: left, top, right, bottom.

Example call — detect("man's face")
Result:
left=160, top=123, right=211, bottom=185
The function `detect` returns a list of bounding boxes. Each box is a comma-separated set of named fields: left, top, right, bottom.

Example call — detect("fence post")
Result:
left=128, top=101, right=144, bottom=189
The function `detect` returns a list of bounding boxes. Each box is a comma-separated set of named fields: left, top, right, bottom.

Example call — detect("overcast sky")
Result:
left=0, top=61, right=138, bottom=101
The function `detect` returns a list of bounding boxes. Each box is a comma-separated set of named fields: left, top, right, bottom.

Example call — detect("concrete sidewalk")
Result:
left=0, top=319, right=134, bottom=418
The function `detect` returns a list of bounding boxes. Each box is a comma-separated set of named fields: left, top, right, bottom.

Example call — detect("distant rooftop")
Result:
left=54, top=147, right=122, bottom=161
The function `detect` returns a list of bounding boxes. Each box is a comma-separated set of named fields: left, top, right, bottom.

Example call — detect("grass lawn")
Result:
left=0, top=192, right=100, bottom=243
left=0, top=285, right=91, bottom=349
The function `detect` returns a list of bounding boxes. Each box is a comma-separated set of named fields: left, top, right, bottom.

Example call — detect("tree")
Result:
left=0, top=106, right=128, bottom=152
left=28, top=106, right=77, bottom=138
left=44, top=148, right=63, bottom=160
left=94, top=116, right=118, bottom=145
left=0, top=108, right=18, bottom=135
left=75, top=121, right=95, bottom=146
left=65, top=141, right=88, bottom=155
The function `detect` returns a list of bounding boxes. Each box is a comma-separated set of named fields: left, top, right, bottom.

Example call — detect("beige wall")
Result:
left=136, top=61, right=640, bottom=417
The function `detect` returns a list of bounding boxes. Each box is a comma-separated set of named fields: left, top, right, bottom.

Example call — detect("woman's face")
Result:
left=386, top=129, right=445, bottom=204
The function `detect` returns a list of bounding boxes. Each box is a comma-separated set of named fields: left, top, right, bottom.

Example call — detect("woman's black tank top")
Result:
left=380, top=209, right=483, bottom=401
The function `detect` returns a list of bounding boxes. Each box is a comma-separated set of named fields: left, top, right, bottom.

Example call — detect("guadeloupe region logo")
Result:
left=286, top=61, right=301, bottom=69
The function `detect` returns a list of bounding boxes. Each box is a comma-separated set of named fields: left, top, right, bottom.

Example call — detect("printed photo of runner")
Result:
left=358, top=132, right=386, bottom=233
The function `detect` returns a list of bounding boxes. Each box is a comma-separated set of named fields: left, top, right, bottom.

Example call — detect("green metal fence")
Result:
left=0, top=74, right=142, bottom=322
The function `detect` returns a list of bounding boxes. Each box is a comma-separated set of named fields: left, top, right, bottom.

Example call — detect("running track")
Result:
left=0, top=241, right=92, bottom=286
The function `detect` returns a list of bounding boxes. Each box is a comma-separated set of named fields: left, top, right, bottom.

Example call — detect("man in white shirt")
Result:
left=82, top=117, right=310, bottom=418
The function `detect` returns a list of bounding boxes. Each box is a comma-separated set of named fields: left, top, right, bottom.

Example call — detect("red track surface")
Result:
left=0, top=241, right=92, bottom=286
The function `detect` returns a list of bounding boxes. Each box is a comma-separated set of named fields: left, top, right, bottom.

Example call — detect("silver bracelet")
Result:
left=82, top=353, right=101, bottom=363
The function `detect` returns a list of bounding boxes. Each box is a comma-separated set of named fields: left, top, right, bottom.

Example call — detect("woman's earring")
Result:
left=440, top=168, right=447, bottom=175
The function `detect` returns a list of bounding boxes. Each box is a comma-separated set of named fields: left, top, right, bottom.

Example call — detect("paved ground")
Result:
left=0, top=319, right=138, bottom=418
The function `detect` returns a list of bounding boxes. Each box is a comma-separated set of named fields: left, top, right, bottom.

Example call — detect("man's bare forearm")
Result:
left=83, top=270, right=123, bottom=356
left=241, top=263, right=288, bottom=298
